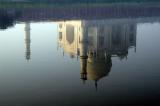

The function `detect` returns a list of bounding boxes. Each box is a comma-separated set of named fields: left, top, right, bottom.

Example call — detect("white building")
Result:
left=57, top=20, right=137, bottom=86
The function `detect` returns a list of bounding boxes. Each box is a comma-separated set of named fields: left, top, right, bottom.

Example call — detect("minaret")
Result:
left=25, top=22, right=31, bottom=61
left=80, top=26, right=88, bottom=83
left=95, top=80, right=98, bottom=91
left=80, top=57, right=87, bottom=83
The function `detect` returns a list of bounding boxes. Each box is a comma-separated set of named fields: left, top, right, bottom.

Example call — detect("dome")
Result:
left=87, top=57, right=112, bottom=81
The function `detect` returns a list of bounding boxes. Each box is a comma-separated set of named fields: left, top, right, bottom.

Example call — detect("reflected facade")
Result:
left=58, top=20, right=137, bottom=85
left=16, top=19, right=137, bottom=87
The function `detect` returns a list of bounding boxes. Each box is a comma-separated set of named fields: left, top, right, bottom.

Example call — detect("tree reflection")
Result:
left=0, top=14, right=14, bottom=29
left=0, top=10, right=21, bottom=29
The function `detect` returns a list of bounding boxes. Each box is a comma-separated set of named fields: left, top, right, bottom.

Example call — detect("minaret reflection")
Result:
left=25, top=22, right=31, bottom=61
left=58, top=20, right=137, bottom=88
left=79, top=25, right=88, bottom=83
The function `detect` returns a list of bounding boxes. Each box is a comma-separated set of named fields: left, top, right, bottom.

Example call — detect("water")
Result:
left=0, top=3, right=160, bottom=105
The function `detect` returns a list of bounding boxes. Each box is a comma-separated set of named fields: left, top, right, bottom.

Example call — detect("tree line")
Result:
left=0, top=0, right=159, bottom=3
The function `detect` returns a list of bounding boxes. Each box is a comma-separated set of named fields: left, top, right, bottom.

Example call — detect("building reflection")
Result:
left=58, top=20, right=137, bottom=88
left=21, top=20, right=136, bottom=87
left=25, top=22, right=31, bottom=60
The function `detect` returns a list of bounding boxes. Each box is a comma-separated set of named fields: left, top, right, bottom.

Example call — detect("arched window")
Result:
left=66, top=25, right=74, bottom=44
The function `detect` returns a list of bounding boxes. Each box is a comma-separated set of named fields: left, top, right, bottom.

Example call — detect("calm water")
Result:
left=1, top=4, right=160, bottom=105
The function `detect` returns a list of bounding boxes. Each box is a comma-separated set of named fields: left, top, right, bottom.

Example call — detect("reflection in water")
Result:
left=57, top=20, right=136, bottom=88
left=17, top=19, right=137, bottom=88
left=1, top=3, right=160, bottom=25
left=0, top=12, right=14, bottom=29
left=1, top=4, right=160, bottom=105
left=25, top=22, right=31, bottom=60
left=0, top=9, right=21, bottom=29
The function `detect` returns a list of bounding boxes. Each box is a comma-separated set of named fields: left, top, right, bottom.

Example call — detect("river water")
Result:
left=0, top=4, right=160, bottom=105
